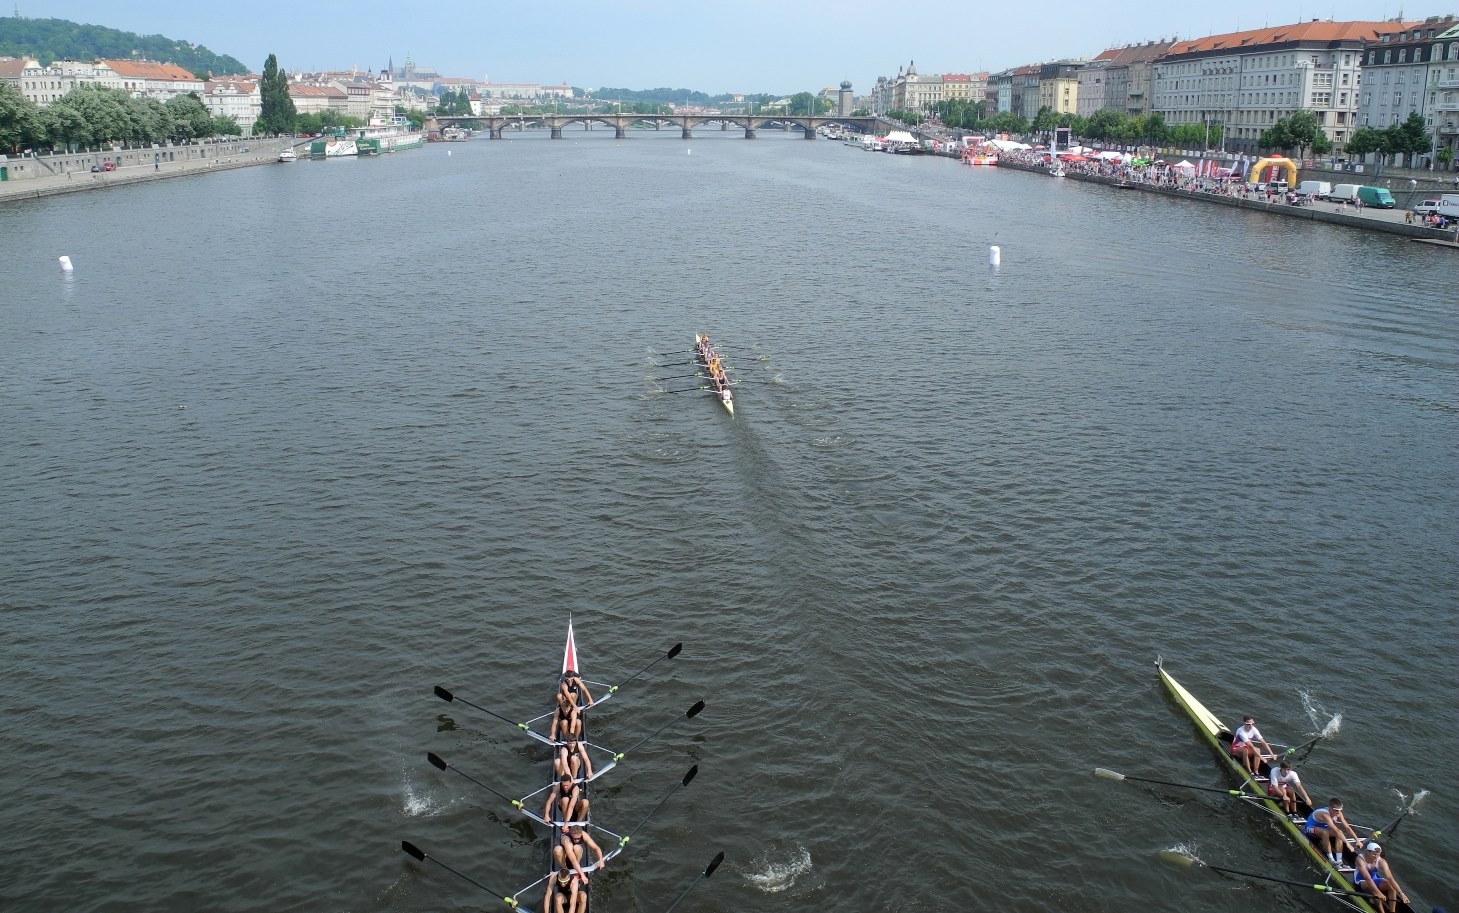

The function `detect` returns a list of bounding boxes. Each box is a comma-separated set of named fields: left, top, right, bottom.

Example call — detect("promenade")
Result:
left=0, top=139, right=295, bottom=204
left=993, top=154, right=1459, bottom=247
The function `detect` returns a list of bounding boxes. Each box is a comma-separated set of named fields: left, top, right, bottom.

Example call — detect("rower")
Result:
left=542, top=863, right=584, bottom=913
left=1229, top=715, right=1275, bottom=778
left=550, top=692, right=581, bottom=742
left=1352, top=841, right=1408, bottom=913
left=557, top=824, right=606, bottom=878
left=1265, top=758, right=1311, bottom=817
left=1304, top=797, right=1361, bottom=866
left=558, top=669, right=594, bottom=709
left=554, top=735, right=594, bottom=781
left=543, top=773, right=590, bottom=825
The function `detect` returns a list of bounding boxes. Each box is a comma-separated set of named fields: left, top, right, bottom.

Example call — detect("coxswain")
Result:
left=1265, top=758, right=1311, bottom=816
left=543, top=773, right=590, bottom=825
left=1305, top=797, right=1361, bottom=865
left=550, top=692, right=581, bottom=742
left=558, top=669, right=594, bottom=709
left=1229, top=715, right=1276, bottom=777
left=1352, top=842, right=1408, bottom=913
left=554, top=735, right=594, bottom=781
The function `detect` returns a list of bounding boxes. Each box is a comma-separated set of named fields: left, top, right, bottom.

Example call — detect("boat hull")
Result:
left=1156, top=661, right=1402, bottom=913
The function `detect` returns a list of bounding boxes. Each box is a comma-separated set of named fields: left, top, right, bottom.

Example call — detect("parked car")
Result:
left=1412, top=199, right=1441, bottom=215
left=101, top=161, right=116, bottom=172
left=1264, top=180, right=1290, bottom=193
left=90, top=164, right=101, bottom=173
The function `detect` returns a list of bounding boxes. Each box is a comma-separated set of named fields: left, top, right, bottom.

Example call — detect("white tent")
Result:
left=1093, top=150, right=1127, bottom=160
left=885, top=130, right=918, bottom=143
left=1173, top=160, right=1196, bottom=170
left=986, top=138, right=1030, bottom=151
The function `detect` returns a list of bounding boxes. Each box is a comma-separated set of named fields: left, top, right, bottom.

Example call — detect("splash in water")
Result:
left=1391, top=788, right=1430, bottom=816
left=1298, top=689, right=1342, bottom=739
left=402, top=768, right=448, bottom=817
left=745, top=846, right=812, bottom=893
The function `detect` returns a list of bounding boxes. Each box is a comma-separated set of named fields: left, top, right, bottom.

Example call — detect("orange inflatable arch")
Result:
left=1248, top=156, right=1298, bottom=185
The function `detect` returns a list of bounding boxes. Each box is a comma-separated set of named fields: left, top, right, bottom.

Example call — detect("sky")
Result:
left=21, top=0, right=1428, bottom=94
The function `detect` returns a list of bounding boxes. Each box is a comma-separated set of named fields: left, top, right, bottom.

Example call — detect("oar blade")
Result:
left=434, top=685, right=455, bottom=702
left=684, top=700, right=705, bottom=719
left=703, top=851, right=725, bottom=878
left=427, top=752, right=448, bottom=771
left=1158, top=849, right=1198, bottom=868
left=1093, top=767, right=1126, bottom=782
left=681, top=764, right=699, bottom=787
left=667, top=642, right=683, bottom=659
left=402, top=840, right=427, bottom=862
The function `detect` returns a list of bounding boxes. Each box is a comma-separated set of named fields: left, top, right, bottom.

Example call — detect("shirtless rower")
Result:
left=543, top=774, right=590, bottom=825
left=554, top=735, right=594, bottom=782
left=1305, top=797, right=1362, bottom=865
left=1229, top=715, right=1276, bottom=777
left=1352, top=842, right=1409, bottom=913
left=1265, top=758, right=1312, bottom=816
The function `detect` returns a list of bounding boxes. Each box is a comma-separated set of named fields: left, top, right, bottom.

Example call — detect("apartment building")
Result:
left=1356, top=15, right=1459, bottom=164
left=1154, top=20, right=1408, bottom=154
left=1078, top=49, right=1120, bottom=119
left=203, top=79, right=260, bottom=135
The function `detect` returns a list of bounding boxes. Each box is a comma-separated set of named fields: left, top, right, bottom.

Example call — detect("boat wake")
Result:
left=745, top=845, right=812, bottom=893
left=1298, top=689, right=1342, bottom=739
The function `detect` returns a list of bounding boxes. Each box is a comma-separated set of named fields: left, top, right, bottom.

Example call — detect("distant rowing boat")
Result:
left=693, top=335, right=734, bottom=416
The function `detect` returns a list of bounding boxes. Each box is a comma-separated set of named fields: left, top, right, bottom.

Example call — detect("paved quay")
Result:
left=995, top=157, right=1459, bottom=247
left=0, top=140, right=299, bottom=205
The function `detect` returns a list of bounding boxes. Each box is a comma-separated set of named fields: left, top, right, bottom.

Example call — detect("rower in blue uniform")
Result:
left=1304, top=797, right=1361, bottom=866
left=1352, top=842, right=1408, bottom=913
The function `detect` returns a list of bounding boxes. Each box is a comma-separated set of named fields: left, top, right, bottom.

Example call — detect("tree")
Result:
left=1143, top=113, right=1169, bottom=146
left=1438, top=145, right=1454, bottom=170
left=164, top=92, right=214, bottom=140
left=212, top=115, right=242, bottom=136
left=0, top=79, right=39, bottom=152
left=1345, top=126, right=1381, bottom=159
left=1260, top=118, right=1294, bottom=154
left=1031, top=106, right=1057, bottom=133
left=1390, top=112, right=1430, bottom=166
left=256, top=54, right=295, bottom=135
left=50, top=83, right=132, bottom=147
left=849, top=107, right=869, bottom=117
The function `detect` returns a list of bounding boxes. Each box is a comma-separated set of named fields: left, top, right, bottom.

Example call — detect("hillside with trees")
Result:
left=0, top=16, right=247, bottom=76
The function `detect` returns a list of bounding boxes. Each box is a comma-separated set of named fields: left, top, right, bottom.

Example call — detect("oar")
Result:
left=613, top=701, right=706, bottom=761
left=1279, top=734, right=1326, bottom=763
left=1159, top=849, right=1364, bottom=898
left=661, top=852, right=726, bottom=913
left=616, top=764, right=699, bottom=848
left=433, top=685, right=529, bottom=732
left=400, top=840, right=536, bottom=912
left=1372, top=804, right=1416, bottom=840
left=658, top=387, right=718, bottom=395
left=605, top=642, right=683, bottom=697
left=426, top=752, right=524, bottom=811
left=1094, top=768, right=1257, bottom=798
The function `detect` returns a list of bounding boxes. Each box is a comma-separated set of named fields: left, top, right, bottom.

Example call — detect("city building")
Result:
left=1355, top=15, right=1459, bottom=165
left=1014, top=65, right=1042, bottom=118
left=838, top=79, right=854, bottom=115
left=101, top=59, right=204, bottom=101
left=288, top=83, right=349, bottom=115
left=1078, top=49, right=1121, bottom=119
left=1154, top=20, right=1413, bottom=155
left=1039, top=60, right=1086, bottom=114
left=203, top=78, right=260, bottom=135
left=1105, top=40, right=1178, bottom=117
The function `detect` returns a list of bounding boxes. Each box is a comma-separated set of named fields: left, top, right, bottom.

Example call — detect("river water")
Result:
left=2, top=128, right=1455, bottom=913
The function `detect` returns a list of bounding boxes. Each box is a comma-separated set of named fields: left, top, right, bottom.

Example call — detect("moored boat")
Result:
left=278, top=148, right=298, bottom=163
left=1156, top=659, right=1412, bottom=913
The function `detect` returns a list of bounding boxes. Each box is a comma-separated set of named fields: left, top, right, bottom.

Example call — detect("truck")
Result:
left=1437, top=193, right=1459, bottom=220
left=1297, top=180, right=1332, bottom=199
left=1329, top=183, right=1361, bottom=204
left=1356, top=185, right=1396, bottom=208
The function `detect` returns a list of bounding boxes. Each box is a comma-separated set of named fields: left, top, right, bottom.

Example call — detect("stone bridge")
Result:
left=428, top=113, right=887, bottom=140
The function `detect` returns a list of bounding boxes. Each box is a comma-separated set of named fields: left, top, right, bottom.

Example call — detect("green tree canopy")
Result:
left=0, top=16, right=247, bottom=75
left=0, top=79, right=39, bottom=152
left=256, top=54, right=296, bottom=135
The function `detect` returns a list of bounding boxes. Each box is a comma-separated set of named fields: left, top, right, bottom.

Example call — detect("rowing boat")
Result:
left=413, top=625, right=711, bottom=913
left=693, top=334, right=734, bottom=416
left=1156, top=659, right=1412, bottom=913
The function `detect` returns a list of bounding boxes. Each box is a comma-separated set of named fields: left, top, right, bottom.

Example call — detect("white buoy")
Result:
left=58, top=255, right=74, bottom=271
left=988, top=245, right=1001, bottom=266
left=447, top=150, right=452, bottom=156
left=687, top=148, right=692, bottom=155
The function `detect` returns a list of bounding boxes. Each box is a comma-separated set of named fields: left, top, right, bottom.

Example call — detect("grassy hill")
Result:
left=0, top=16, right=248, bottom=76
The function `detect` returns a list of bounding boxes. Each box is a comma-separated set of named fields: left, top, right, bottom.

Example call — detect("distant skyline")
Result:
left=17, top=1, right=1433, bottom=93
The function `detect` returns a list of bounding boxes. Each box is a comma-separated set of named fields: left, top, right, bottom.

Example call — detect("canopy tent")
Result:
left=1173, top=160, right=1196, bottom=170
left=1093, top=150, right=1127, bottom=160
left=1058, top=153, right=1088, bottom=162
left=884, top=130, right=917, bottom=144
left=986, top=139, right=1031, bottom=151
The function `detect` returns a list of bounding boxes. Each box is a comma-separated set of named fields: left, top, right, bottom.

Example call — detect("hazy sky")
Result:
left=27, top=0, right=1417, bottom=93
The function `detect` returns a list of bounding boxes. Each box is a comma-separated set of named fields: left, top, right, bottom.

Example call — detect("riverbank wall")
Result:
left=995, top=157, right=1459, bottom=245
left=0, top=137, right=302, bottom=204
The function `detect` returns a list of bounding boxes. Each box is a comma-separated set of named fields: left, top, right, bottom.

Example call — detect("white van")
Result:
left=1328, top=183, right=1361, bottom=204
left=1297, top=180, right=1332, bottom=199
